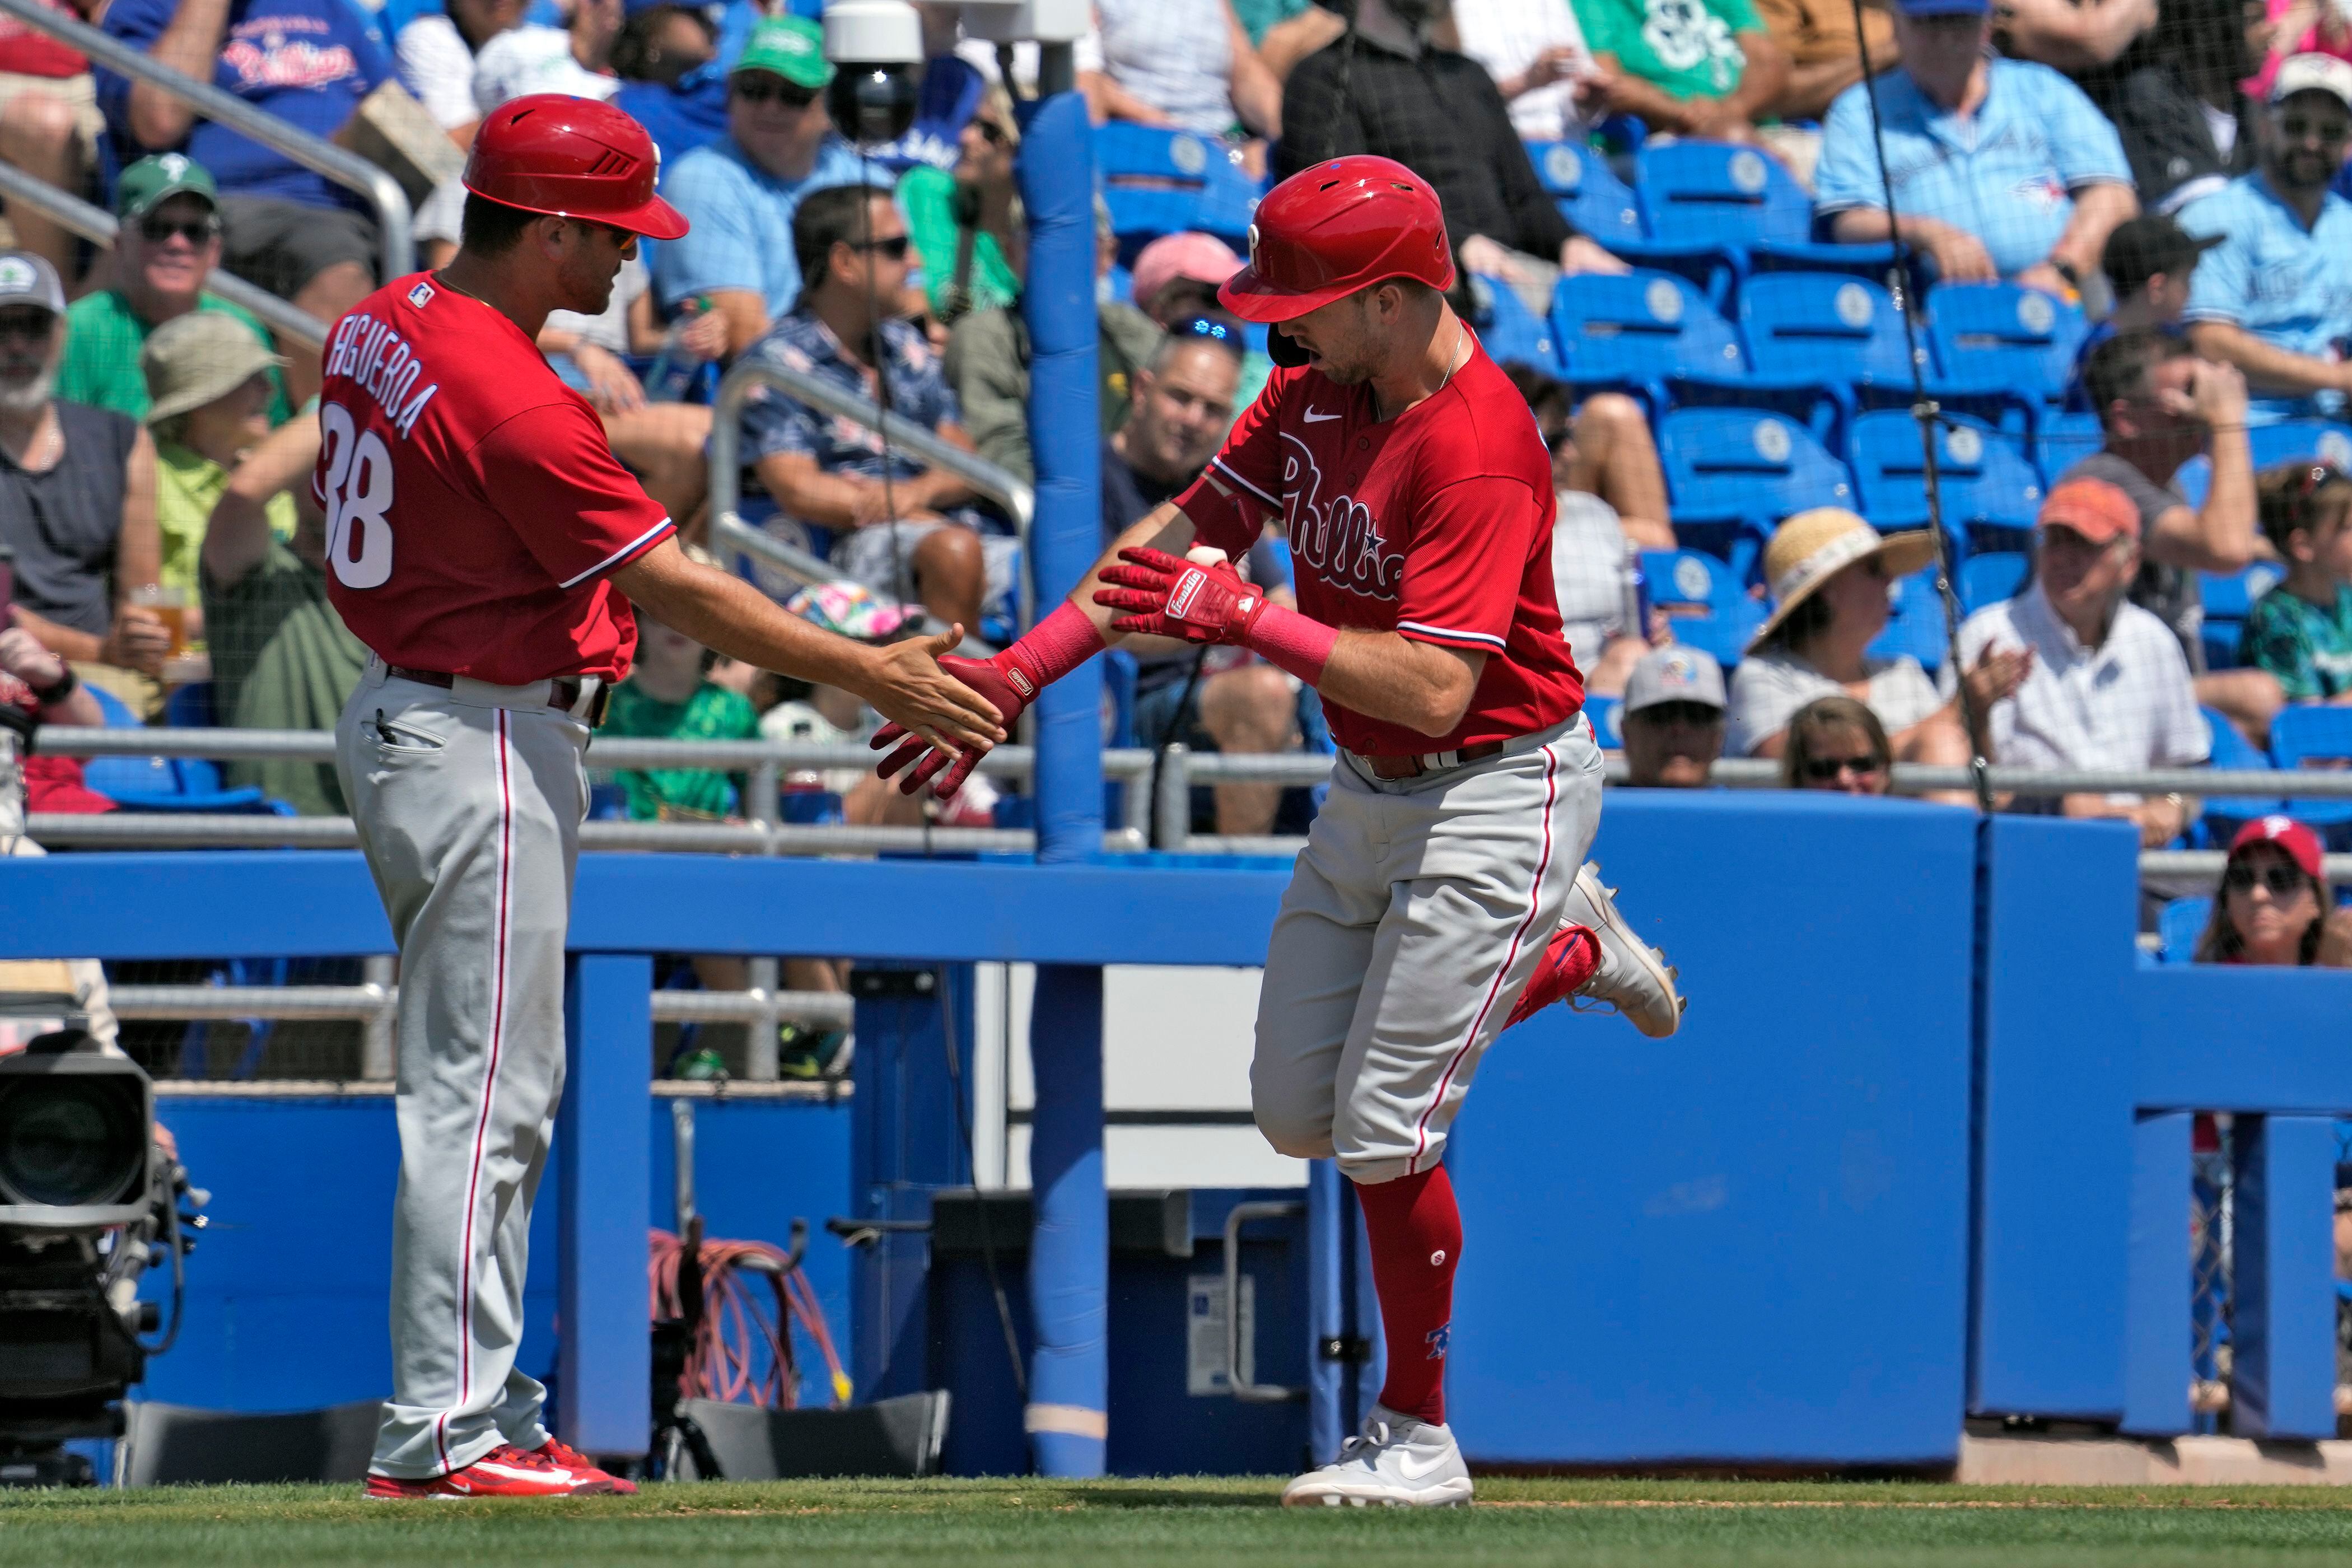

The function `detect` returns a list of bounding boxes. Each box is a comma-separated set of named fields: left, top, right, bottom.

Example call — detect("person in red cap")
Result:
left=1954, top=474, right=2210, bottom=845
left=325, top=95, right=1004, bottom=1501
left=870, top=155, right=1684, bottom=1505
left=2194, top=815, right=2352, bottom=965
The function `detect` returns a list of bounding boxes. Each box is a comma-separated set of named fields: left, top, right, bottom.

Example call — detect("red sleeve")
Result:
left=464, top=402, right=675, bottom=589
left=1174, top=368, right=1295, bottom=559
left=1393, top=474, right=1544, bottom=655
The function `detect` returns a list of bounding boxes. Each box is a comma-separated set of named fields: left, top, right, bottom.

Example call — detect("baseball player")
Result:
left=875, top=157, right=1683, bottom=1505
left=324, top=97, right=1004, bottom=1500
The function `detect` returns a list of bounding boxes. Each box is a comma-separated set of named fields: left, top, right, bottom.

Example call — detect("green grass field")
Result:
left=10, top=1477, right=2352, bottom=1568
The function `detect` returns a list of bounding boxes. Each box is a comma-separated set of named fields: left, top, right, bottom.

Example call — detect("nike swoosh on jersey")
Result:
left=1395, top=1450, right=1452, bottom=1481
left=1302, top=408, right=1341, bottom=423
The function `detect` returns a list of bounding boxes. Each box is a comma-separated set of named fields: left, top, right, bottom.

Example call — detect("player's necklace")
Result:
left=1374, top=317, right=1467, bottom=422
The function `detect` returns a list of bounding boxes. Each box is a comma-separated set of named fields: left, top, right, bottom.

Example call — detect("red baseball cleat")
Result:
left=363, top=1443, right=622, bottom=1499
left=531, top=1437, right=637, bottom=1494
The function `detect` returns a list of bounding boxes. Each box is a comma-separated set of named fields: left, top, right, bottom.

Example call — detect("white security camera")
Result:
left=823, top=0, right=922, bottom=146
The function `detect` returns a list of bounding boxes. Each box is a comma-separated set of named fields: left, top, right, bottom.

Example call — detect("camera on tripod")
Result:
left=0, top=1015, right=204, bottom=1486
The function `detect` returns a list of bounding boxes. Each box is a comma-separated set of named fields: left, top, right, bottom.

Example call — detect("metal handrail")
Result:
left=24, top=812, right=1148, bottom=854
left=0, top=0, right=414, bottom=283
left=0, top=160, right=329, bottom=350
left=706, top=357, right=1037, bottom=611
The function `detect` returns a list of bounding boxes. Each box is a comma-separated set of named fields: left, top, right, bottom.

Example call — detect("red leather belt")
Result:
left=1361, top=741, right=1505, bottom=781
left=386, top=665, right=610, bottom=727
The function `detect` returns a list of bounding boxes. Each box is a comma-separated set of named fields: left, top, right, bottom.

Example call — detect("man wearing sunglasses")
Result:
left=55, top=155, right=289, bottom=429
left=652, top=17, right=867, bottom=363
left=2180, top=54, right=2352, bottom=425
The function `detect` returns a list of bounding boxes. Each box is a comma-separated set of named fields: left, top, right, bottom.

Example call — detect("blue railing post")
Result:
left=1016, top=72, right=1107, bottom=1477
left=559, top=953, right=652, bottom=1458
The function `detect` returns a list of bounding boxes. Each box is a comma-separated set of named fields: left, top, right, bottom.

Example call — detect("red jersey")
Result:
left=0, top=0, right=88, bottom=79
left=1174, top=334, right=1584, bottom=756
left=314, top=273, right=673, bottom=685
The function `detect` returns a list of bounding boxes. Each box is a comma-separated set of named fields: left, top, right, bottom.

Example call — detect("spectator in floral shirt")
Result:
left=2243, top=460, right=2352, bottom=702
left=738, top=183, right=1014, bottom=634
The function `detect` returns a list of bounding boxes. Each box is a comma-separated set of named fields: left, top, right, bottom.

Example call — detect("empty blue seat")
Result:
left=1466, top=272, right=1560, bottom=376
left=2199, top=562, right=2287, bottom=670
left=1613, top=140, right=1809, bottom=305
left=2159, top=896, right=2214, bottom=964
left=2201, top=704, right=2283, bottom=842
left=1642, top=547, right=1765, bottom=666
left=1847, top=410, right=2043, bottom=553
left=1926, top=283, right=2087, bottom=409
left=1959, top=551, right=2028, bottom=613
left=78, top=678, right=283, bottom=814
left=1658, top=407, right=1855, bottom=573
left=1551, top=270, right=1743, bottom=413
left=2267, top=706, right=2352, bottom=836
left=2033, top=409, right=2103, bottom=486
left=1679, top=272, right=1917, bottom=445
left=1869, top=566, right=1956, bottom=674
left=1584, top=693, right=1622, bottom=749
left=1525, top=139, right=1643, bottom=246
left=1098, top=124, right=1260, bottom=254
left=2247, top=418, right=2352, bottom=472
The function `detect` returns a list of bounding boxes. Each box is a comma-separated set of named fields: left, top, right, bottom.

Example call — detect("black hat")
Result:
left=2101, top=214, right=2223, bottom=296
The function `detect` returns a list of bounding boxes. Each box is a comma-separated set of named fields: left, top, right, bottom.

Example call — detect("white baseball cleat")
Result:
left=1565, top=862, right=1685, bottom=1038
left=1279, top=1404, right=1473, bottom=1508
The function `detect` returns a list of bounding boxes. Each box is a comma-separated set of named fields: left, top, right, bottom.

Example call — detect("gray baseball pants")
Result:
left=1251, top=717, right=1602, bottom=1186
left=336, top=662, right=594, bottom=1478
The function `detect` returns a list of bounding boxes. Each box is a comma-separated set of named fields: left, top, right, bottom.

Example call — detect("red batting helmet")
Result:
left=463, top=95, right=689, bottom=241
left=1220, top=155, right=1454, bottom=328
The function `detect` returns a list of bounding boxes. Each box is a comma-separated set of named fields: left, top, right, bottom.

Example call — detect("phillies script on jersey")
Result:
left=315, top=274, right=674, bottom=686
left=1173, top=334, right=1584, bottom=757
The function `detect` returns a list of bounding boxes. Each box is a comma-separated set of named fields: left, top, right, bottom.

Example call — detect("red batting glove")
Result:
left=1092, top=547, right=1271, bottom=646
left=870, top=650, right=1035, bottom=800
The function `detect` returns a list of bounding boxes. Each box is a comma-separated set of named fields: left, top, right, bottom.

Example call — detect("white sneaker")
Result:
left=1565, top=862, right=1685, bottom=1038
left=1279, top=1404, right=1473, bottom=1508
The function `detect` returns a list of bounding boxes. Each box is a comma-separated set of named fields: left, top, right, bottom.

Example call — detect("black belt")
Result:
left=1361, top=741, right=1505, bottom=781
left=386, top=665, right=610, bottom=727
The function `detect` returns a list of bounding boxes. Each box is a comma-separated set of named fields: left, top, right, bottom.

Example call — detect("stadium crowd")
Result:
left=9, top=0, right=2352, bottom=1080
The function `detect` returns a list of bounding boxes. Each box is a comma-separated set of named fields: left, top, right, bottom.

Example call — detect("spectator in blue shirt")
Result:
left=738, top=183, right=1014, bottom=634
left=610, top=0, right=727, bottom=169
left=2180, top=54, right=2352, bottom=425
left=1814, top=0, right=2137, bottom=291
left=98, top=0, right=392, bottom=407
left=652, top=16, right=869, bottom=362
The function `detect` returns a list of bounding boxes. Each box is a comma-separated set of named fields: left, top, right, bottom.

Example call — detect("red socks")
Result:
left=1354, top=1163, right=1463, bottom=1426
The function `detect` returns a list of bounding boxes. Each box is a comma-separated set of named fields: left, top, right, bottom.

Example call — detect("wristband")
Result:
left=1007, top=600, right=1108, bottom=697
left=1239, top=602, right=1339, bottom=686
left=29, top=665, right=76, bottom=707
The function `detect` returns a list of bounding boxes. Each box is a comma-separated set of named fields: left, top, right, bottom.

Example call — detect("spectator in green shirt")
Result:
left=596, top=614, right=764, bottom=820
left=140, top=309, right=291, bottom=611
left=2243, top=460, right=2352, bottom=702
left=1571, top=0, right=1793, bottom=140
left=197, top=412, right=368, bottom=816
left=900, top=85, right=1020, bottom=326
left=55, top=154, right=291, bottom=428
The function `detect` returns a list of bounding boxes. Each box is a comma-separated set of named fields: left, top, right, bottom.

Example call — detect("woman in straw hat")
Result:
left=1725, top=508, right=2033, bottom=804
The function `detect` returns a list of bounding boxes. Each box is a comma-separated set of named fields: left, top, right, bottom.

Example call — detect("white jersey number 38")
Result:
left=320, top=401, right=395, bottom=589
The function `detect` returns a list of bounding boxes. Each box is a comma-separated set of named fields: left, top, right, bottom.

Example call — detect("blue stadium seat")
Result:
left=1466, top=273, right=1560, bottom=376
left=2159, top=896, right=2213, bottom=964
left=1869, top=566, right=1955, bottom=674
left=2247, top=418, right=2352, bottom=472
left=1745, top=237, right=1914, bottom=291
left=1847, top=410, right=2043, bottom=554
left=1525, top=139, right=1643, bottom=246
left=2033, top=409, right=2103, bottom=486
left=79, top=680, right=283, bottom=814
left=1551, top=271, right=1743, bottom=414
left=2267, top=706, right=2352, bottom=838
left=2200, top=704, right=2283, bottom=843
left=1925, top=283, right=2087, bottom=416
left=1642, top=548, right=1765, bottom=666
left=1959, top=551, right=2028, bottom=613
left=1677, top=273, right=1918, bottom=447
left=1658, top=407, right=1855, bottom=574
left=1097, top=124, right=1260, bottom=256
left=1614, top=141, right=1810, bottom=307
left=2199, top=562, right=2286, bottom=670
left=1584, top=693, right=1622, bottom=749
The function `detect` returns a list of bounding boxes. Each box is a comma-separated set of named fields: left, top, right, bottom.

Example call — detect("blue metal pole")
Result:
left=1015, top=68, right=1107, bottom=1477
left=559, top=953, right=652, bottom=1457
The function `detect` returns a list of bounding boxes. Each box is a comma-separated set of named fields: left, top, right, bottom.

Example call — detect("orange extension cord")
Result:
left=649, top=1229, right=852, bottom=1409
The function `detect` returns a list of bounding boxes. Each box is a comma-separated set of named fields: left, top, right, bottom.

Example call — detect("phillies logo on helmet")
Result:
left=1245, top=223, right=1261, bottom=267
